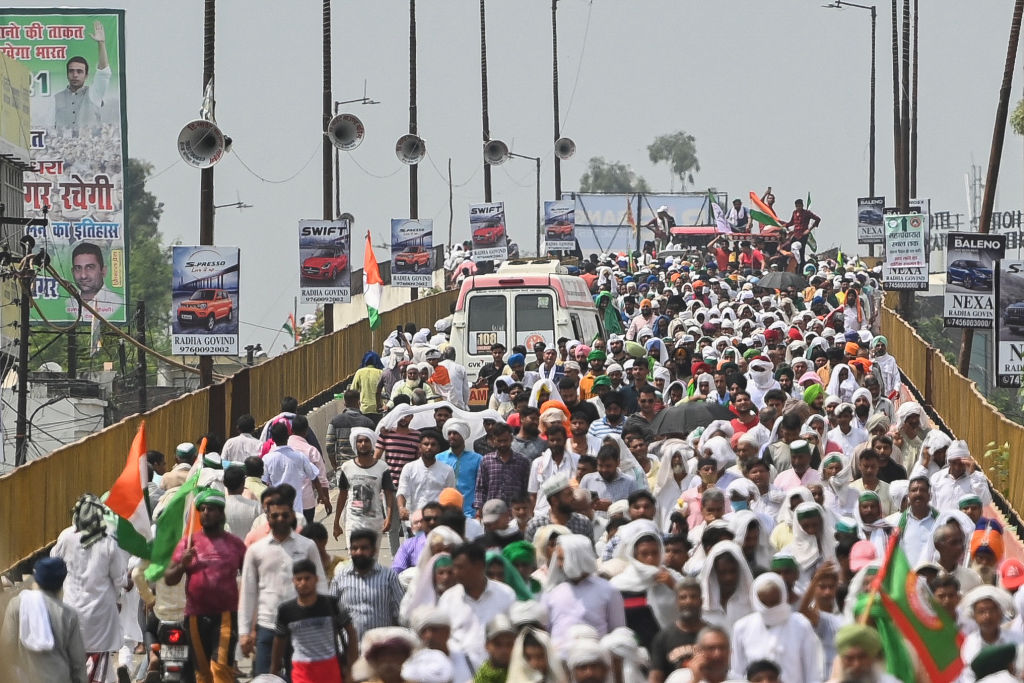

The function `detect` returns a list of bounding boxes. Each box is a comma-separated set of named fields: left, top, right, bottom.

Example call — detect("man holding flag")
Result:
left=164, top=489, right=246, bottom=683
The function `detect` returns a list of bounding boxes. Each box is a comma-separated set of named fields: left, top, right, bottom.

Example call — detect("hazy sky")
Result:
left=4, top=0, right=1021, bottom=355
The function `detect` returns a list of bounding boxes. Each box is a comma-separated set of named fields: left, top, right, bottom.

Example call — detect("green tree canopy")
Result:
left=125, top=158, right=172, bottom=353
left=578, top=156, right=650, bottom=193
left=647, top=131, right=700, bottom=190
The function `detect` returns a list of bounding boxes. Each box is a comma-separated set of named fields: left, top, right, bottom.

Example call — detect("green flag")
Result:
left=878, top=534, right=964, bottom=682
left=806, top=191, right=812, bottom=208
left=143, top=470, right=200, bottom=582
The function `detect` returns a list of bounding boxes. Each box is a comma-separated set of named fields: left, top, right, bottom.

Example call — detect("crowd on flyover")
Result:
left=1, top=233, right=1020, bottom=683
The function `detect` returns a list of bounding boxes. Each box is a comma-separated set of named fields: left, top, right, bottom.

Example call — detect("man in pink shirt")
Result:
left=774, top=440, right=821, bottom=492
left=287, top=415, right=332, bottom=525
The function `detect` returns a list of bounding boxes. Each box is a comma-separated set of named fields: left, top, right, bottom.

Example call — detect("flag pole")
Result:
left=185, top=437, right=209, bottom=550
left=858, top=525, right=902, bottom=625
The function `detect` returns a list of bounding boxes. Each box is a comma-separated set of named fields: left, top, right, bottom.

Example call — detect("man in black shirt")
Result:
left=648, top=577, right=707, bottom=683
left=475, top=343, right=507, bottom=395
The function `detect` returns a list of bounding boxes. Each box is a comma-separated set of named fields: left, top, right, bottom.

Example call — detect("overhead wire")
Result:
left=559, top=0, right=594, bottom=130
left=343, top=151, right=405, bottom=179
left=231, top=142, right=321, bottom=184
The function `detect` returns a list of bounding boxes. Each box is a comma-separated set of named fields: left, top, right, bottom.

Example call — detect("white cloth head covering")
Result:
left=728, top=509, right=773, bottom=568
left=825, top=364, right=858, bottom=403
left=896, top=401, right=925, bottom=428
left=750, top=571, right=792, bottom=627
left=609, top=520, right=679, bottom=629
left=508, top=627, right=566, bottom=683
left=566, top=639, right=610, bottom=669
left=349, top=426, right=378, bottom=454
left=698, top=540, right=754, bottom=631
left=959, top=585, right=1016, bottom=622
left=443, top=419, right=471, bottom=442
left=930, top=510, right=976, bottom=568
left=787, top=501, right=836, bottom=571
left=402, top=648, right=454, bottom=683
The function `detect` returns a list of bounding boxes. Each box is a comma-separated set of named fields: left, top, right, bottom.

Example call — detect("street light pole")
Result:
left=552, top=0, right=561, bottom=199
left=479, top=0, right=492, bottom=202
left=198, top=0, right=216, bottom=387
left=507, top=152, right=542, bottom=256
left=322, top=0, right=334, bottom=334
left=825, top=1, right=877, bottom=254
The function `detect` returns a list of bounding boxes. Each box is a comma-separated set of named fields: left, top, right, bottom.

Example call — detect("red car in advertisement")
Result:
left=395, top=246, right=431, bottom=271
left=176, top=288, right=234, bottom=331
left=473, top=222, right=505, bottom=246
left=545, top=221, right=573, bottom=240
left=301, top=248, right=348, bottom=281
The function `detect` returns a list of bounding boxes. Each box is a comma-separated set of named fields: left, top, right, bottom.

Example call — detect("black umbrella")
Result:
left=755, top=270, right=807, bottom=290
left=652, top=401, right=734, bottom=437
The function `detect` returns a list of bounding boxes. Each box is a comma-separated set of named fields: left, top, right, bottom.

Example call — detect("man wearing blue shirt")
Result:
left=437, top=419, right=482, bottom=517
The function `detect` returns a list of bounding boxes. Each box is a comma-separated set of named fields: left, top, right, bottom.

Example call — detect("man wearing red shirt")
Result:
left=167, top=489, right=247, bottom=683
left=783, top=198, right=820, bottom=242
left=738, top=242, right=765, bottom=273
left=707, top=234, right=732, bottom=273
left=729, top=390, right=760, bottom=434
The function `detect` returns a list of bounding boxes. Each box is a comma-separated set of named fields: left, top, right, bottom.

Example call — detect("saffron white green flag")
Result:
left=363, top=232, right=383, bottom=330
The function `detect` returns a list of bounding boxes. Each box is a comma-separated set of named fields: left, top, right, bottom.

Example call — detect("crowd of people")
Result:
left=2, top=237, right=1022, bottom=683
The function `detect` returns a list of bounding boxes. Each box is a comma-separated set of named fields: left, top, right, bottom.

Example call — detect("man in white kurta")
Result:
left=50, top=519, right=128, bottom=680
left=729, top=572, right=823, bottom=683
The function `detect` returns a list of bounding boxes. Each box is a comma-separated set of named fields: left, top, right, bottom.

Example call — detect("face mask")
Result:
left=351, top=555, right=374, bottom=571
left=760, top=601, right=792, bottom=627
left=731, top=500, right=749, bottom=512
left=855, top=405, right=870, bottom=418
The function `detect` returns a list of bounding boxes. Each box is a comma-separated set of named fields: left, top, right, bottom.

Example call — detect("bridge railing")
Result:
left=881, top=301, right=1024, bottom=516
left=0, top=290, right=458, bottom=573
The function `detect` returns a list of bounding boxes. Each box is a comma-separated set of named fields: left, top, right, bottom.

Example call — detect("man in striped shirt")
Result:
left=329, top=528, right=402, bottom=638
left=587, top=391, right=626, bottom=440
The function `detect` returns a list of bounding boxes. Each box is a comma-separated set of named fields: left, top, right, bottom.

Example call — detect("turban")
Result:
left=790, top=440, right=811, bottom=456
left=508, top=353, right=526, bottom=367
left=844, top=342, right=860, bottom=356
left=443, top=419, right=471, bottom=441
left=502, top=540, right=537, bottom=567
left=438, top=488, right=463, bottom=509
left=587, top=349, right=607, bottom=362
left=409, top=605, right=450, bottom=633
left=971, top=528, right=1005, bottom=563
left=567, top=639, right=610, bottom=669
left=802, top=384, right=825, bottom=406
left=971, top=643, right=1017, bottom=679
left=593, top=375, right=612, bottom=388
left=362, top=627, right=419, bottom=659
left=947, top=440, right=970, bottom=461
left=195, top=487, right=226, bottom=509
left=835, top=517, right=858, bottom=534
left=865, top=412, right=890, bottom=433
left=770, top=552, right=798, bottom=571
left=958, top=494, right=982, bottom=509
left=349, top=427, right=378, bottom=454
left=401, top=648, right=453, bottom=683
left=33, top=557, right=68, bottom=592
left=625, top=341, right=646, bottom=358
left=509, top=600, right=549, bottom=628
left=872, top=335, right=888, bottom=349
left=835, top=624, right=883, bottom=658
left=606, top=363, right=623, bottom=374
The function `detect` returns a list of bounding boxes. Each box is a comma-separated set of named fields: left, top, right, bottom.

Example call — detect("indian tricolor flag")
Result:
left=106, top=422, right=153, bottom=558
left=364, top=232, right=383, bottom=330
left=282, top=313, right=298, bottom=342
left=749, top=191, right=783, bottom=228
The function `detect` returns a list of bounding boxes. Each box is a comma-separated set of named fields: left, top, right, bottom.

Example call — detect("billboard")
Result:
left=569, top=193, right=719, bottom=253
left=469, top=202, right=507, bottom=261
left=391, top=218, right=433, bottom=288
left=943, top=232, right=1004, bottom=329
left=857, top=197, right=885, bottom=244
left=171, top=245, right=239, bottom=356
left=882, top=213, right=928, bottom=291
left=543, top=200, right=575, bottom=251
left=298, top=219, right=351, bottom=304
left=0, top=10, right=129, bottom=323
left=995, top=259, right=1024, bottom=387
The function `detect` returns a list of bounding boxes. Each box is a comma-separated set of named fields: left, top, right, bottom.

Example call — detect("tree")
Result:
left=125, top=158, right=172, bottom=354
left=647, top=131, right=700, bottom=190
left=578, top=156, right=650, bottom=193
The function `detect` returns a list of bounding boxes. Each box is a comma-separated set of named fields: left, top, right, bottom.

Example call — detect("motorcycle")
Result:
left=147, top=620, right=193, bottom=683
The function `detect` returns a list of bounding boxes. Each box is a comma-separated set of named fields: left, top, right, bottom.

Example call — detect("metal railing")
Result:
left=881, top=302, right=1024, bottom=517
left=0, top=289, right=457, bottom=572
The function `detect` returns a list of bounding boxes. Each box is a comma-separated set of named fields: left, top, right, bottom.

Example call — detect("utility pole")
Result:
left=198, top=0, right=216, bottom=387
left=15, top=266, right=30, bottom=466
left=409, top=0, right=419, bottom=301
left=958, top=0, right=1024, bottom=375
left=322, top=0, right=335, bottom=334
left=910, top=0, right=918, bottom=197
left=552, top=0, right=561, bottom=198
left=479, top=0, right=492, bottom=202
left=136, top=299, right=147, bottom=413
left=66, top=326, right=76, bottom=379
